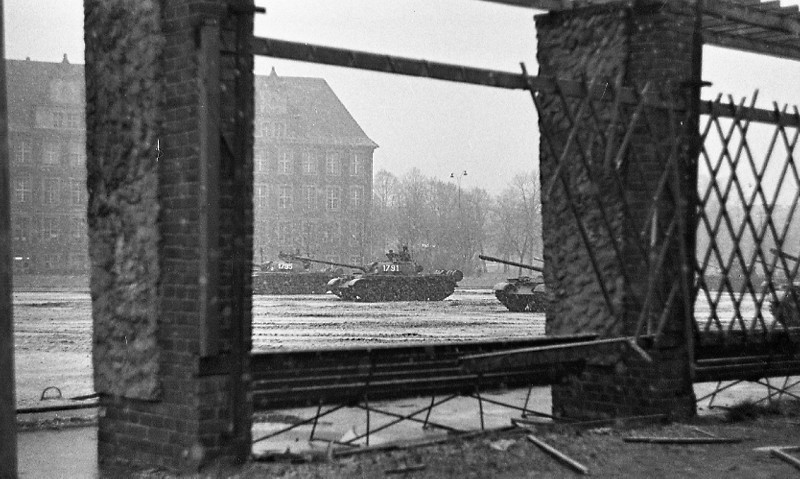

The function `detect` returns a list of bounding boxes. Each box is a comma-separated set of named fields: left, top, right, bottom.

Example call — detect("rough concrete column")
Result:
left=536, top=2, right=697, bottom=420
left=85, top=0, right=254, bottom=471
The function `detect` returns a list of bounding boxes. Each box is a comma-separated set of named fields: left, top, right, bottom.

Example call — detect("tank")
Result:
left=251, top=251, right=345, bottom=295
left=294, top=247, right=463, bottom=302
left=479, top=254, right=548, bottom=312
left=768, top=248, right=800, bottom=326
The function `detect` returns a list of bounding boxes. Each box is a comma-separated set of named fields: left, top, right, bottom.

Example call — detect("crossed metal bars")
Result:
left=695, top=95, right=800, bottom=340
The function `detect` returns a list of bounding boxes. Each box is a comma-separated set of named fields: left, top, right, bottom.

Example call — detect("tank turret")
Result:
left=295, top=247, right=463, bottom=301
left=479, top=254, right=548, bottom=312
left=251, top=251, right=345, bottom=295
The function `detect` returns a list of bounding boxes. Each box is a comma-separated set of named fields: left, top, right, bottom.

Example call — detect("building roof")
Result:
left=5, top=56, right=85, bottom=127
left=255, top=68, right=378, bottom=149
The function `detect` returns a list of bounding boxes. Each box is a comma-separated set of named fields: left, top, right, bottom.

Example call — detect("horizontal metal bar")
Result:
left=252, top=36, right=528, bottom=89
left=17, top=402, right=99, bottom=415
left=701, top=100, right=800, bottom=127
left=251, top=37, right=668, bottom=105
left=252, top=37, right=798, bottom=126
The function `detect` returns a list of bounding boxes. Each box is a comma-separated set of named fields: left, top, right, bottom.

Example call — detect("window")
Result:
left=322, top=223, right=341, bottom=244
left=326, top=186, right=340, bottom=211
left=71, top=217, right=84, bottom=240
left=267, top=121, right=287, bottom=138
left=349, top=224, right=360, bottom=247
left=277, top=222, right=292, bottom=245
left=302, top=151, right=317, bottom=175
left=300, top=221, right=315, bottom=242
left=13, top=141, right=32, bottom=164
left=278, top=150, right=292, bottom=174
left=43, top=142, right=60, bottom=165
left=42, top=216, right=59, bottom=240
left=14, top=178, right=32, bottom=203
left=278, top=185, right=292, bottom=209
left=68, top=141, right=85, bottom=168
left=12, top=217, right=30, bottom=241
left=350, top=153, right=363, bottom=176
left=70, top=180, right=83, bottom=205
left=325, top=151, right=341, bottom=176
left=42, top=178, right=60, bottom=204
left=53, top=110, right=82, bottom=129
left=255, top=183, right=268, bottom=208
left=350, top=186, right=363, bottom=210
left=254, top=147, right=267, bottom=173
left=302, top=185, right=317, bottom=211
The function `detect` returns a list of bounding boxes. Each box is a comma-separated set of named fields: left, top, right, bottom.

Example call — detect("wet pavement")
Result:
left=18, top=427, right=97, bottom=478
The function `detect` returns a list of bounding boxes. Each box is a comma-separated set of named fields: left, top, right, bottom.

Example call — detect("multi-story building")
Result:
left=7, top=56, right=88, bottom=274
left=6, top=61, right=376, bottom=274
left=253, top=69, right=377, bottom=266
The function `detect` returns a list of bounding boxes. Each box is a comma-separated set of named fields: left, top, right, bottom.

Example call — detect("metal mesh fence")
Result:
left=695, top=97, right=800, bottom=342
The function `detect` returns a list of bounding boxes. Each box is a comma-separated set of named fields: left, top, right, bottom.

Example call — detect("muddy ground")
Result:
left=12, top=276, right=800, bottom=477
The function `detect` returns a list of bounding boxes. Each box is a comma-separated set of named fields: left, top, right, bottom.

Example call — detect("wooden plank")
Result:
left=700, top=1, right=800, bottom=36
left=460, top=337, right=651, bottom=373
left=700, top=99, right=800, bottom=128
left=771, top=448, right=800, bottom=471
left=704, top=30, right=800, bottom=62
left=623, top=436, right=743, bottom=444
left=527, top=434, right=590, bottom=475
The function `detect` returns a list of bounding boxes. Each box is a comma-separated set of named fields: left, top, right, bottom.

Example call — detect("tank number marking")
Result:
left=382, top=264, right=400, bottom=272
left=278, top=263, right=293, bottom=270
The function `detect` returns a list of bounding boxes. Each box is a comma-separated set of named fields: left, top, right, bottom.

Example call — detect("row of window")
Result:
left=11, top=214, right=87, bottom=242
left=254, top=220, right=365, bottom=253
left=254, top=184, right=363, bottom=211
left=254, top=120, right=289, bottom=138
left=13, top=251, right=88, bottom=272
left=11, top=140, right=86, bottom=167
left=12, top=177, right=85, bottom=205
left=254, top=148, right=366, bottom=176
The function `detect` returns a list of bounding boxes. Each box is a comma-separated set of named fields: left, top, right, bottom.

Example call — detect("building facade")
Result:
left=253, top=69, right=377, bottom=266
left=6, top=61, right=376, bottom=274
left=7, top=57, right=88, bottom=274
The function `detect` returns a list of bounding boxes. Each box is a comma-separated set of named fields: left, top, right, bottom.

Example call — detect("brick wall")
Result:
left=536, top=2, right=696, bottom=420
left=87, top=0, right=253, bottom=471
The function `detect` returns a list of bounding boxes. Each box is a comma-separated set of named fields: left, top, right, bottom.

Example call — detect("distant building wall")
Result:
left=253, top=70, right=377, bottom=266
left=6, top=57, right=88, bottom=275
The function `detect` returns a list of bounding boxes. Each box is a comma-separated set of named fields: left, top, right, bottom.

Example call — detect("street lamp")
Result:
left=449, top=170, right=468, bottom=269
left=449, top=170, right=467, bottom=209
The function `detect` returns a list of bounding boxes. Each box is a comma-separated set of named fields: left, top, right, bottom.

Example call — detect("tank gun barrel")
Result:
left=771, top=248, right=800, bottom=263
left=479, top=254, right=543, bottom=273
left=287, top=255, right=367, bottom=272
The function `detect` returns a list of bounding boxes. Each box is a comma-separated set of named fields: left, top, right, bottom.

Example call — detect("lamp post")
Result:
left=450, top=170, right=467, bottom=270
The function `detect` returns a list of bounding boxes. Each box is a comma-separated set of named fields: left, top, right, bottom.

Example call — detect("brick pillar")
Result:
left=536, top=2, right=697, bottom=420
left=85, top=0, right=253, bottom=471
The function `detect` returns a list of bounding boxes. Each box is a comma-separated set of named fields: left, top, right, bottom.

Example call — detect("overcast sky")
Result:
left=5, top=0, right=800, bottom=194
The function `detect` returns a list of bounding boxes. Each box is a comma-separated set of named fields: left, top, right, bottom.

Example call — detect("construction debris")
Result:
left=385, top=463, right=426, bottom=475
left=622, top=436, right=742, bottom=444
left=488, top=439, right=516, bottom=451
left=770, top=448, right=800, bottom=471
left=526, top=434, right=589, bottom=475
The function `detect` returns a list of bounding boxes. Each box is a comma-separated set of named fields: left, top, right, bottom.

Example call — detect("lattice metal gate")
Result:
left=696, top=96, right=800, bottom=343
